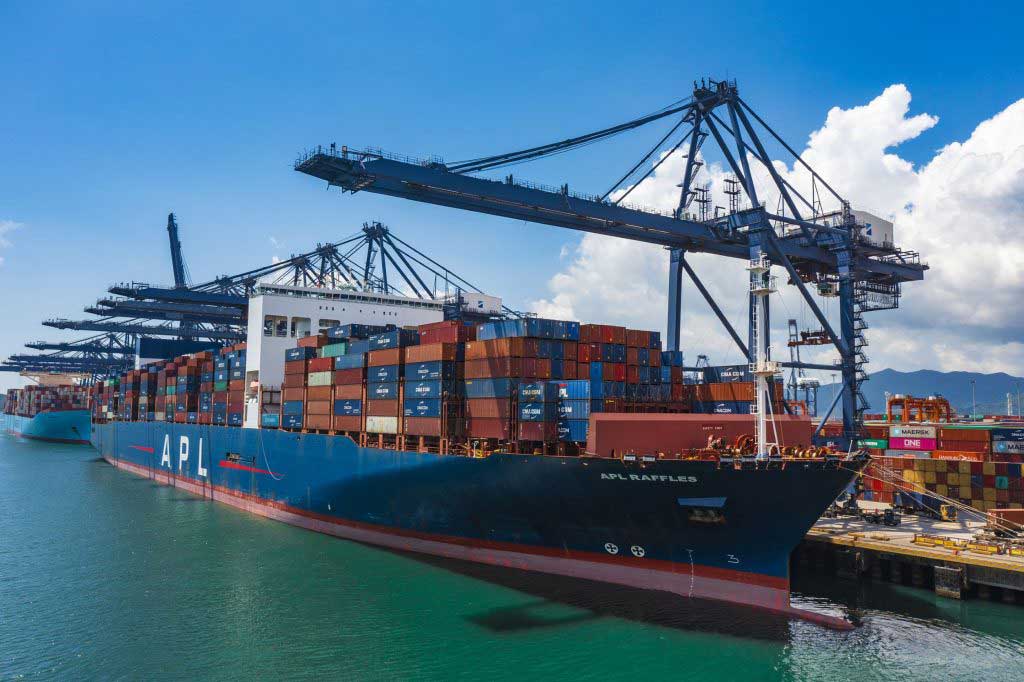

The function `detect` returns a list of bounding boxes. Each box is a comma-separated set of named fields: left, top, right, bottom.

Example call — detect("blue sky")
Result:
left=2, top=1, right=1022, bottom=390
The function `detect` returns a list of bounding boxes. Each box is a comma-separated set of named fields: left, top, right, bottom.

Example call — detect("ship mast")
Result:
left=748, top=254, right=781, bottom=459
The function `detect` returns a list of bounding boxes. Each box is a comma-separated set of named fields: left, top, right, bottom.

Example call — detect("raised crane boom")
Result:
left=294, top=78, right=928, bottom=447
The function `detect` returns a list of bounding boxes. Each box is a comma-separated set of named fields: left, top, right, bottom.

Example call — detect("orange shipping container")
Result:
left=306, top=386, right=333, bottom=401
left=333, top=384, right=362, bottom=400
left=282, top=387, right=305, bottom=402
left=305, top=414, right=332, bottom=429
left=404, top=342, right=460, bottom=364
left=306, top=400, right=332, bottom=416
left=465, top=337, right=539, bottom=360
left=367, top=399, right=400, bottom=416
left=368, top=348, right=405, bottom=367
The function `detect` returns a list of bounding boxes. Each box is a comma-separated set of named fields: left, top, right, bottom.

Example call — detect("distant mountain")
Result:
left=820, top=369, right=1024, bottom=417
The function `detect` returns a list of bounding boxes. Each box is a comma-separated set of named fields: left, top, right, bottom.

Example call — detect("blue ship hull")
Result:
left=92, top=421, right=861, bottom=627
left=3, top=410, right=91, bottom=444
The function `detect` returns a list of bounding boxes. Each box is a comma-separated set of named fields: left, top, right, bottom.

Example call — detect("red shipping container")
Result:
left=418, top=322, right=475, bottom=344
left=334, top=369, right=364, bottom=385
left=283, top=387, right=305, bottom=402
left=578, top=343, right=598, bottom=363
left=404, top=417, right=456, bottom=437
left=334, top=384, right=362, bottom=400
left=465, top=338, right=538, bottom=360
left=197, top=413, right=213, bottom=425
left=563, top=362, right=577, bottom=380
left=229, top=379, right=245, bottom=391
left=307, top=357, right=334, bottom=373
left=368, top=348, right=405, bottom=367
left=332, top=415, right=362, bottom=431
left=626, top=348, right=640, bottom=366
left=306, top=386, right=333, bottom=401
left=518, top=422, right=558, bottom=441
left=367, top=399, right=400, bottom=416
left=297, top=334, right=328, bottom=348
left=305, top=414, right=332, bottom=429
left=405, top=342, right=461, bottom=364
left=563, top=341, right=577, bottom=361
left=306, top=400, right=332, bottom=416
left=466, top=417, right=513, bottom=440
left=626, top=366, right=640, bottom=384
left=283, top=374, right=307, bottom=389
left=577, top=362, right=589, bottom=379
left=465, top=398, right=512, bottom=419
left=465, top=357, right=523, bottom=379
left=649, top=351, right=661, bottom=368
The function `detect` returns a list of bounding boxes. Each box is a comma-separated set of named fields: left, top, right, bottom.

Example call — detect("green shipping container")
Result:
left=165, top=386, right=176, bottom=396
left=308, top=371, right=333, bottom=387
left=859, top=438, right=887, bottom=449
left=214, top=380, right=229, bottom=391
left=320, top=342, right=349, bottom=358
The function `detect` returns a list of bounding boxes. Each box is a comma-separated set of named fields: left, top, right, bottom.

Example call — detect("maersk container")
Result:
left=283, top=400, right=304, bottom=415
left=365, top=415, right=399, bottom=434
left=405, top=360, right=456, bottom=381
left=464, top=378, right=519, bottom=399
left=519, top=381, right=560, bottom=403
left=557, top=419, right=589, bottom=442
left=406, top=380, right=457, bottom=399
left=286, top=346, right=317, bottom=362
left=519, top=401, right=559, bottom=422
left=333, top=399, right=362, bottom=416
left=368, top=364, right=400, bottom=383
left=334, top=354, right=366, bottom=371
left=367, top=382, right=399, bottom=400
left=368, top=329, right=419, bottom=350
left=403, top=398, right=441, bottom=418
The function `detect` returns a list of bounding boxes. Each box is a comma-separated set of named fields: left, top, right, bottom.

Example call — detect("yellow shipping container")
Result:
left=924, top=471, right=937, bottom=484
left=959, top=461, right=972, bottom=474
left=936, top=484, right=948, bottom=497
left=972, top=500, right=985, bottom=511
left=903, top=470, right=918, bottom=482
left=983, top=488, right=997, bottom=502
left=947, top=473, right=960, bottom=486
left=983, top=462, right=996, bottom=475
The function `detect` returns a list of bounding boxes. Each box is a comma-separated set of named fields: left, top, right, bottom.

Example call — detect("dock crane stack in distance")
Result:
left=294, top=78, right=928, bottom=448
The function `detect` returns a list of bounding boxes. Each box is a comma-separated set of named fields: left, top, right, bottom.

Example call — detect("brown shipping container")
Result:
left=464, top=357, right=524, bottom=379
left=367, top=399, right=400, bottom=416
left=465, top=398, right=512, bottom=419
left=405, top=342, right=461, bottom=364
left=418, top=321, right=475, bottom=345
left=404, top=416, right=465, bottom=437
left=283, top=374, right=307, bottom=389
left=306, top=385, right=333, bottom=401
left=466, top=417, right=513, bottom=440
left=465, top=338, right=538, bottom=360
left=229, top=379, right=245, bottom=391
left=586, top=413, right=814, bottom=457
left=307, top=357, right=334, bottom=373
left=519, top=422, right=558, bottom=441
left=282, top=387, right=305, bottom=402
left=937, top=439, right=989, bottom=454
left=563, top=341, right=577, bottom=361
left=626, top=348, right=640, bottom=366
left=334, top=384, right=363, bottom=400
left=938, top=427, right=990, bottom=443
left=297, top=334, right=328, bottom=349
left=305, top=414, right=332, bottom=429
left=334, top=368, right=364, bottom=385
left=332, top=415, right=362, bottom=431
left=368, top=348, right=404, bottom=367
left=305, top=400, right=332, bottom=416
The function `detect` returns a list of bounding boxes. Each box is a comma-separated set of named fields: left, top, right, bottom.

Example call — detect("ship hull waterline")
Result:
left=92, top=421, right=860, bottom=630
left=3, top=410, right=91, bottom=444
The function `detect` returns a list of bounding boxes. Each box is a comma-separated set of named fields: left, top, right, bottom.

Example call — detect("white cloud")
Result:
left=531, top=85, right=1024, bottom=376
left=0, top=220, right=22, bottom=266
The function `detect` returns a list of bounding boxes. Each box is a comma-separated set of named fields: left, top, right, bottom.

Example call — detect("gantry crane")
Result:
left=295, top=78, right=927, bottom=447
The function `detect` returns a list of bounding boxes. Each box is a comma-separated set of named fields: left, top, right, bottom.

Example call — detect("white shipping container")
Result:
left=365, top=416, right=399, bottom=434
left=307, top=371, right=333, bottom=387
left=891, top=425, right=936, bottom=439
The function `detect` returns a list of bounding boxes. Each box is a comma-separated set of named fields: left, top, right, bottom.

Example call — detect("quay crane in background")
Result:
left=294, top=78, right=928, bottom=447
left=2, top=216, right=512, bottom=383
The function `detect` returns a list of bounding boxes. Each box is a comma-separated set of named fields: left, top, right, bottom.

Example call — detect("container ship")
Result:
left=3, top=385, right=91, bottom=444
left=87, top=282, right=865, bottom=628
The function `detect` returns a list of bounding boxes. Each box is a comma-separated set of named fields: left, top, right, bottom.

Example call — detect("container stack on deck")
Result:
left=105, top=315, right=791, bottom=456
left=90, top=378, right=119, bottom=421
left=3, top=385, right=90, bottom=418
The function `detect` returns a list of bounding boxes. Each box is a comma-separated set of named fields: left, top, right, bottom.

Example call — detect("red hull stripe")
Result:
left=105, top=455, right=852, bottom=630
left=130, top=445, right=155, bottom=453
left=218, top=460, right=280, bottom=476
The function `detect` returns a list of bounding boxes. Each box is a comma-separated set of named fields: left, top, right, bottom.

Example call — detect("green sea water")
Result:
left=1, top=435, right=1022, bottom=681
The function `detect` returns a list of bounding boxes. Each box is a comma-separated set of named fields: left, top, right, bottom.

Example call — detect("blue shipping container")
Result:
left=282, top=414, right=303, bottom=428
left=405, top=360, right=456, bottom=381
left=327, top=323, right=393, bottom=340
left=403, top=398, right=441, bottom=418
left=334, top=354, right=366, bottom=370
left=228, top=412, right=243, bottom=426
left=661, top=350, right=684, bottom=367
left=333, top=399, right=363, bottom=416
left=367, top=382, right=399, bottom=400
left=283, top=400, right=305, bottom=415
left=285, top=346, right=317, bottom=362
left=554, top=380, right=592, bottom=400
left=557, top=419, right=589, bottom=443
left=261, top=413, right=280, bottom=427
left=368, top=329, right=420, bottom=350
left=557, top=399, right=594, bottom=420
left=519, top=402, right=559, bottom=422
left=519, top=381, right=560, bottom=402
left=368, top=364, right=400, bottom=383
left=464, top=378, right=519, bottom=399
left=406, top=380, right=457, bottom=399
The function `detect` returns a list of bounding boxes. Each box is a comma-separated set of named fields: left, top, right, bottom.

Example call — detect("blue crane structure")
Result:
left=294, top=78, right=927, bottom=447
